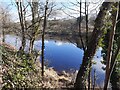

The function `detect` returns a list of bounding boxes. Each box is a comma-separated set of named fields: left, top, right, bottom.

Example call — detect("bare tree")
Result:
left=16, top=1, right=27, bottom=51
left=0, top=4, right=11, bottom=42
left=28, top=1, right=39, bottom=54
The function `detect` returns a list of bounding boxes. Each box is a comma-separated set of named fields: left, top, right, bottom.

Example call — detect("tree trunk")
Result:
left=29, top=37, right=35, bottom=54
left=85, top=1, right=91, bottom=89
left=41, top=0, right=48, bottom=77
left=78, top=1, right=85, bottom=51
left=19, top=33, right=26, bottom=51
left=16, top=2, right=26, bottom=51
left=93, top=69, right=96, bottom=90
left=74, top=2, right=113, bottom=89
left=88, top=62, right=91, bottom=90
left=104, top=3, right=119, bottom=90
left=85, top=0, right=89, bottom=47
left=2, top=28, right=5, bottom=42
left=29, top=2, right=39, bottom=54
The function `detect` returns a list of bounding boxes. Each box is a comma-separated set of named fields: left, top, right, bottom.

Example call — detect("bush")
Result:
left=1, top=45, right=42, bottom=89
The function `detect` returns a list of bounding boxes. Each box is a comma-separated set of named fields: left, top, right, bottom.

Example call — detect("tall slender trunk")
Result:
left=110, top=35, right=120, bottom=90
left=16, top=2, right=26, bottom=51
left=110, top=38, right=120, bottom=79
left=108, top=3, right=120, bottom=86
left=88, top=62, right=91, bottom=90
left=79, top=0, right=85, bottom=51
left=93, top=69, right=96, bottom=90
left=29, top=37, right=35, bottom=54
left=29, top=3, right=35, bottom=54
left=20, top=29, right=26, bottom=51
left=19, top=2, right=26, bottom=51
left=2, top=29, right=5, bottom=42
left=85, top=1, right=91, bottom=89
left=41, top=0, right=48, bottom=77
left=85, top=0, right=89, bottom=47
left=2, top=11, right=6, bottom=43
left=29, top=2, right=39, bottom=54
left=74, top=2, right=113, bottom=89
left=104, top=3, right=119, bottom=90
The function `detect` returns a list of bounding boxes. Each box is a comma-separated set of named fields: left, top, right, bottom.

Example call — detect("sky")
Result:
left=0, top=0, right=105, bottom=21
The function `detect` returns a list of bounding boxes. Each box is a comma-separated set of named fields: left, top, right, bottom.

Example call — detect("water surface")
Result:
left=5, top=34, right=105, bottom=86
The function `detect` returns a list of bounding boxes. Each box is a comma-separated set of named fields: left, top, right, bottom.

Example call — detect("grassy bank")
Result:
left=0, top=43, right=75, bottom=89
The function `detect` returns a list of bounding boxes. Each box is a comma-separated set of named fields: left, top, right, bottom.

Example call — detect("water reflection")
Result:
left=43, top=40, right=84, bottom=71
left=4, top=34, right=105, bottom=86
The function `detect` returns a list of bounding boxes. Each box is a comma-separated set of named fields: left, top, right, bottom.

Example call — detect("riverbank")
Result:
left=1, top=42, right=77, bottom=89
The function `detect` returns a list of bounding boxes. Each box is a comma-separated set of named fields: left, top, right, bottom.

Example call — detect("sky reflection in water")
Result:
left=5, top=35, right=105, bottom=86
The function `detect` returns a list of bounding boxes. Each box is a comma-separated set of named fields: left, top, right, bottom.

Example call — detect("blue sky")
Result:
left=0, top=0, right=104, bottom=21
